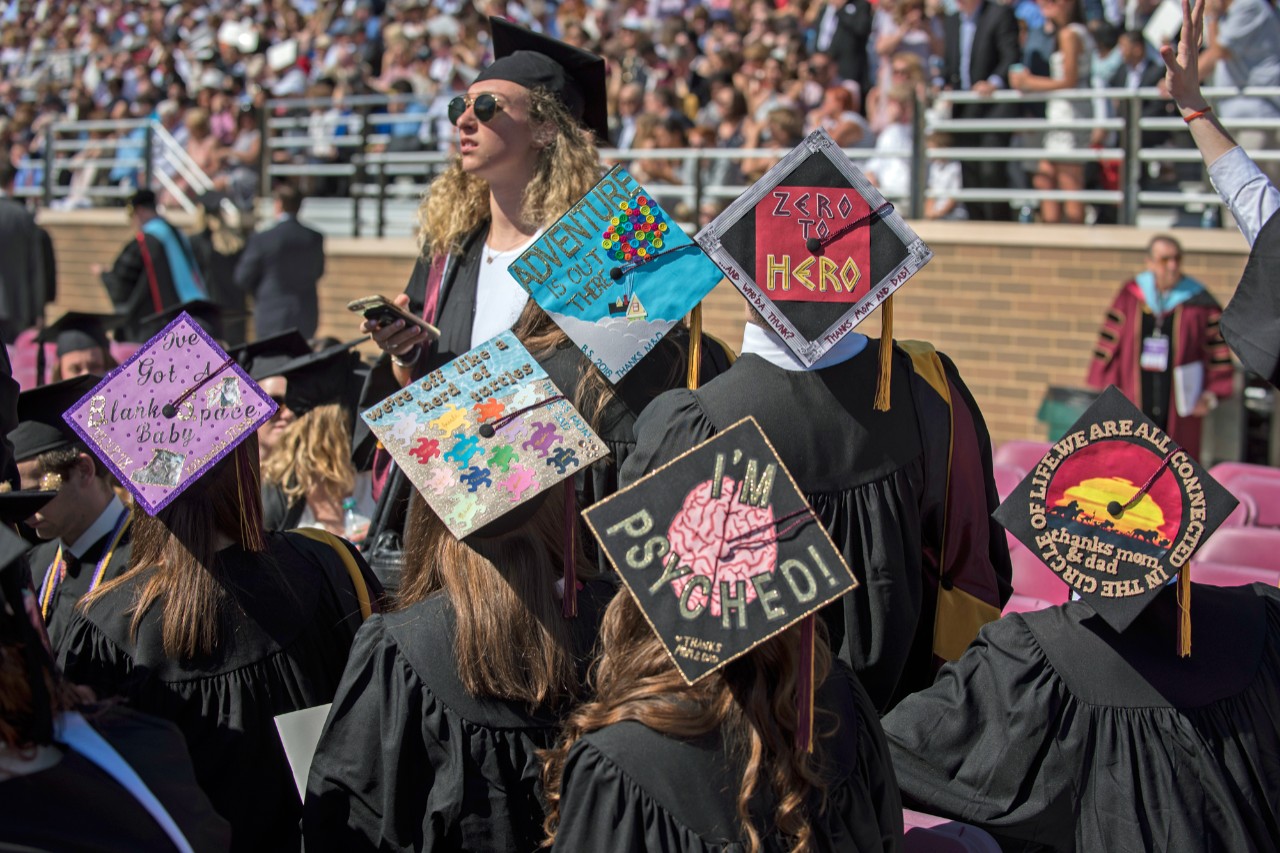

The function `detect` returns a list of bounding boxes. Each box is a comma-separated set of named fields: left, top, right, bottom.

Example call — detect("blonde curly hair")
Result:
left=260, top=403, right=356, bottom=504
left=417, top=86, right=602, bottom=259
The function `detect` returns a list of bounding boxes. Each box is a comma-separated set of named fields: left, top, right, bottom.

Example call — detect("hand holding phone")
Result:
left=347, top=295, right=440, bottom=339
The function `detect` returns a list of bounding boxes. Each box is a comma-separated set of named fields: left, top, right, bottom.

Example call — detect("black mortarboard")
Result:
left=1220, top=209, right=1280, bottom=388
left=127, top=188, right=158, bottom=211
left=994, top=386, right=1237, bottom=655
left=271, top=338, right=367, bottom=417
left=0, top=489, right=56, bottom=525
left=36, top=311, right=121, bottom=357
left=10, top=375, right=100, bottom=462
left=582, top=417, right=857, bottom=685
left=475, top=17, right=609, bottom=142
left=135, top=300, right=245, bottom=343
left=229, top=329, right=313, bottom=381
left=696, top=129, right=932, bottom=408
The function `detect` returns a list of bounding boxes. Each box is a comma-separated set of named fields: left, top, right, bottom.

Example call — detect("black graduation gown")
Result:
left=190, top=230, right=248, bottom=345
left=57, top=531, right=381, bottom=853
left=304, top=578, right=615, bottom=853
left=1221, top=208, right=1280, bottom=388
left=550, top=660, right=903, bottom=852
left=620, top=346, right=1012, bottom=712
left=100, top=225, right=186, bottom=342
left=0, top=706, right=231, bottom=852
left=881, top=583, right=1280, bottom=852
left=29, top=509, right=134, bottom=656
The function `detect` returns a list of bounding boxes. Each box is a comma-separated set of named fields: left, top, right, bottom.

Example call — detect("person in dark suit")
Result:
left=942, top=0, right=1020, bottom=221
left=1108, top=30, right=1178, bottom=148
left=234, top=182, right=325, bottom=339
left=810, top=0, right=875, bottom=97
left=0, top=161, right=50, bottom=344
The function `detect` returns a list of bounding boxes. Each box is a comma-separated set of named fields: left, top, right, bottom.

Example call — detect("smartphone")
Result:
left=347, top=296, right=441, bottom=340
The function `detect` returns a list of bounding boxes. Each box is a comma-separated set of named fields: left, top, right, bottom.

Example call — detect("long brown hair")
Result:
left=418, top=87, right=601, bottom=259
left=82, top=437, right=269, bottom=660
left=397, top=484, right=596, bottom=711
left=542, top=593, right=832, bottom=853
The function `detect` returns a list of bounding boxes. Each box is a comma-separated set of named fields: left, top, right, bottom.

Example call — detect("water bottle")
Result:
left=342, top=497, right=362, bottom=542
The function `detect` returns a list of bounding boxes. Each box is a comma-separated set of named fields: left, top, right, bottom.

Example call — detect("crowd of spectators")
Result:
left=0, top=0, right=1276, bottom=222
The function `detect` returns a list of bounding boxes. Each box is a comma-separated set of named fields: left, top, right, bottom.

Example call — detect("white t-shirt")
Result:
left=469, top=231, right=541, bottom=348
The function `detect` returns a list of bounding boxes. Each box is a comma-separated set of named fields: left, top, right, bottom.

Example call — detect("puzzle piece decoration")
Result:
left=409, top=437, right=441, bottom=464
left=547, top=446, right=580, bottom=475
left=460, top=466, right=493, bottom=492
left=443, top=433, right=482, bottom=469
left=430, top=404, right=470, bottom=434
left=498, top=465, right=537, bottom=502
left=488, top=444, right=518, bottom=473
left=521, top=422, right=561, bottom=458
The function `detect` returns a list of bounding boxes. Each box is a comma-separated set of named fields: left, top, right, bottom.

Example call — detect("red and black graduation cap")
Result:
left=36, top=311, right=122, bottom=357
left=993, top=386, right=1237, bottom=655
left=695, top=129, right=932, bottom=407
left=228, top=329, right=314, bottom=381
left=475, top=17, right=609, bottom=143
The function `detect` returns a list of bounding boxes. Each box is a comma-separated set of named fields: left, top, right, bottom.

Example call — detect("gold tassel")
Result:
left=1177, top=566, right=1191, bottom=657
left=874, top=296, right=894, bottom=411
left=687, top=304, right=704, bottom=390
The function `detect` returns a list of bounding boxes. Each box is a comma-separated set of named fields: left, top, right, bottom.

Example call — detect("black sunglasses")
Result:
left=447, top=93, right=504, bottom=125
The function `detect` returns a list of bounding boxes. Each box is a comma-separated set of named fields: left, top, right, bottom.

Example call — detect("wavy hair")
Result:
left=417, top=87, right=601, bottom=259
left=396, top=483, right=596, bottom=711
left=542, top=593, right=833, bottom=853
left=261, top=403, right=356, bottom=505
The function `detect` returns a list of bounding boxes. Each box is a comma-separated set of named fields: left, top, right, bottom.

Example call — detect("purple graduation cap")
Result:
left=62, top=312, right=278, bottom=516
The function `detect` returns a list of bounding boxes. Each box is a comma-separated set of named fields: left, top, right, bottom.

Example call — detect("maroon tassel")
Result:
left=562, top=485, right=578, bottom=619
left=795, top=615, right=816, bottom=753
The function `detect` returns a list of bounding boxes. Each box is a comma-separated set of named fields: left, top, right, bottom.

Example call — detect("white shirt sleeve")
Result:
left=1207, top=145, right=1280, bottom=247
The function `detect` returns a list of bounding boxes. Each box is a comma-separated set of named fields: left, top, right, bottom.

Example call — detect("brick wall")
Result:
left=39, top=210, right=1252, bottom=446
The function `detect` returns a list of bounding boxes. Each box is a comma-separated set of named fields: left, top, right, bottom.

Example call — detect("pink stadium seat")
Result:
left=1208, top=461, right=1280, bottom=493
left=1003, top=593, right=1055, bottom=615
left=1193, top=528, right=1280, bottom=572
left=992, top=462, right=1025, bottom=502
left=903, top=810, right=1002, bottom=853
left=1189, top=561, right=1280, bottom=588
left=992, top=440, right=1052, bottom=475
left=1229, top=475, right=1280, bottom=528
left=1009, top=542, right=1070, bottom=604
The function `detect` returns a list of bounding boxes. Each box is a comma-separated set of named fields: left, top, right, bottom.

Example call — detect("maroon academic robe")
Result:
left=1086, top=280, right=1233, bottom=459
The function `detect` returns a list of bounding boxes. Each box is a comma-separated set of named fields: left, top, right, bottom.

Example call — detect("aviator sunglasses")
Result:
left=447, top=93, right=504, bottom=125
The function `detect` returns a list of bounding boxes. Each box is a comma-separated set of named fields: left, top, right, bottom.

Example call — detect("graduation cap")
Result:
left=10, top=376, right=101, bottom=462
left=695, top=128, right=933, bottom=408
left=270, top=338, right=368, bottom=417
left=62, top=311, right=278, bottom=517
left=582, top=417, right=856, bottom=748
left=229, top=329, right=314, bottom=381
left=509, top=164, right=723, bottom=383
left=36, top=311, right=121, bottom=357
left=0, top=487, right=56, bottom=525
left=993, top=386, right=1237, bottom=656
left=135, top=300, right=246, bottom=344
left=127, top=188, right=157, bottom=212
left=474, top=16, right=609, bottom=142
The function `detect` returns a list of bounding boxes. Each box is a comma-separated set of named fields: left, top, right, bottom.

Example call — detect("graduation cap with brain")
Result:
left=582, top=418, right=857, bottom=748
left=61, top=312, right=278, bottom=516
left=994, top=386, right=1238, bottom=655
left=509, top=165, right=724, bottom=383
left=696, top=129, right=932, bottom=404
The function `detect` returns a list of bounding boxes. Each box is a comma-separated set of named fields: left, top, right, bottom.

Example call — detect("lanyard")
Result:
left=38, top=507, right=133, bottom=620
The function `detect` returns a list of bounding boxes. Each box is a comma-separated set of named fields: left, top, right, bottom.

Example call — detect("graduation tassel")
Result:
left=1177, top=567, right=1192, bottom=658
left=234, top=444, right=267, bottom=553
left=874, top=296, right=894, bottom=412
left=562, top=485, right=578, bottom=619
left=795, top=614, right=816, bottom=753
left=687, top=304, right=703, bottom=390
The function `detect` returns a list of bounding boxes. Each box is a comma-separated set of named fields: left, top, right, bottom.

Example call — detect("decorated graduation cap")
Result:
left=695, top=128, right=932, bottom=408
left=362, top=330, right=608, bottom=612
left=10, top=376, right=101, bottom=463
left=475, top=16, right=609, bottom=142
left=508, top=165, right=723, bottom=383
left=61, top=311, right=278, bottom=517
left=582, top=417, right=856, bottom=749
left=993, top=386, right=1237, bottom=656
left=36, top=311, right=121, bottom=357
left=229, top=329, right=314, bottom=381
left=270, top=338, right=368, bottom=417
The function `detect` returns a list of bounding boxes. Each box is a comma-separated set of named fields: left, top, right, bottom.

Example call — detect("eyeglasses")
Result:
left=447, top=93, right=504, bottom=125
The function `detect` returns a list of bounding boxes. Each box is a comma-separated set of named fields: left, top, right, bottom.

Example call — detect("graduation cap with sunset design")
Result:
left=695, top=128, right=932, bottom=408
left=582, top=417, right=857, bottom=749
left=993, top=386, right=1237, bottom=656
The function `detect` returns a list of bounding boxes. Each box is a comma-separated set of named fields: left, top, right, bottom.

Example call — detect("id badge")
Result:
left=1140, top=334, right=1170, bottom=372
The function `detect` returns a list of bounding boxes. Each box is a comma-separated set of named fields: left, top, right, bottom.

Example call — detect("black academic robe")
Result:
left=57, top=531, right=382, bottom=853
left=304, top=578, right=615, bottom=853
left=882, top=583, right=1280, bottom=852
left=1222, top=209, right=1280, bottom=389
left=0, top=196, right=47, bottom=343
left=0, top=706, right=231, bottom=852
left=29, top=506, right=134, bottom=656
left=621, top=345, right=1012, bottom=712
left=190, top=230, right=248, bottom=346
left=100, top=224, right=187, bottom=342
left=550, top=660, right=903, bottom=852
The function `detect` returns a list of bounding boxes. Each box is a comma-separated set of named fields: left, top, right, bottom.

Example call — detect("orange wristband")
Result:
left=1183, top=107, right=1213, bottom=123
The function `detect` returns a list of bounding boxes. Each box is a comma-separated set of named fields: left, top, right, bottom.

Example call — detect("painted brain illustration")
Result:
left=666, top=476, right=778, bottom=617
left=601, top=193, right=671, bottom=264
